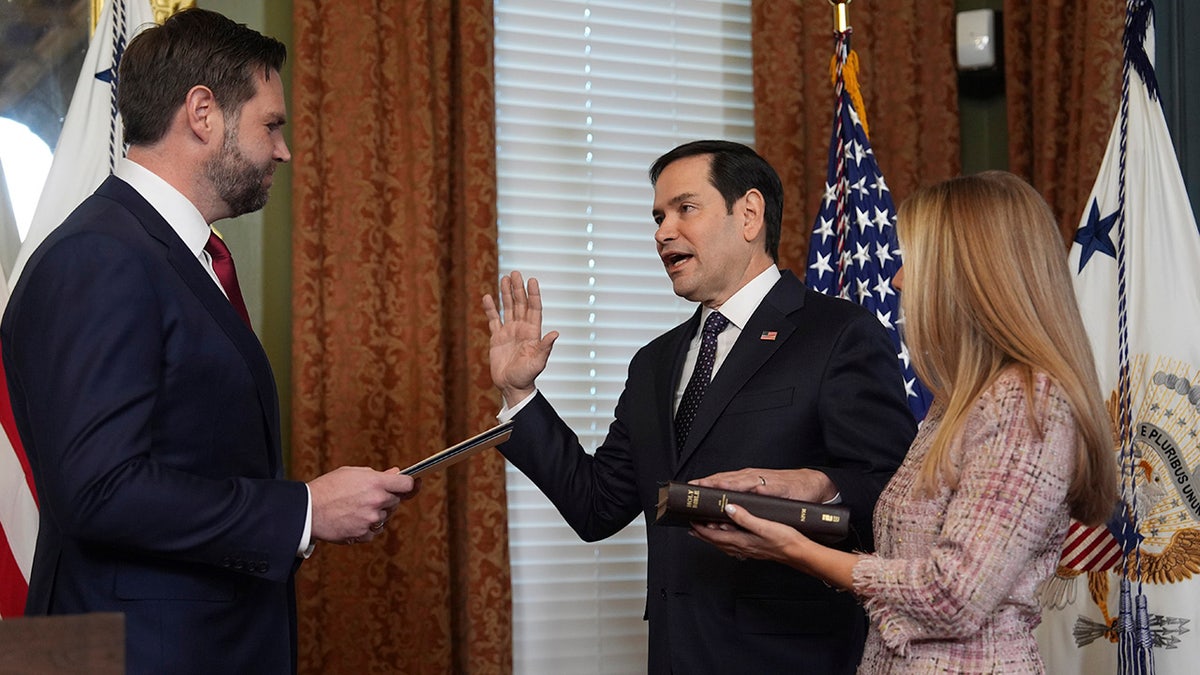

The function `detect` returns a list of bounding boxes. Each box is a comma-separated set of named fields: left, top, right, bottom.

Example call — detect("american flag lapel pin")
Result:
left=759, top=330, right=777, bottom=341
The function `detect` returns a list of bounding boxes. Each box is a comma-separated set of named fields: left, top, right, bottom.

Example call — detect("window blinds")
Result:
left=494, top=1, right=753, bottom=671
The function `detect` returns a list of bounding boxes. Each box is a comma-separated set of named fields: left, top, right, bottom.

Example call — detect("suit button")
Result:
left=660, top=589, right=667, bottom=600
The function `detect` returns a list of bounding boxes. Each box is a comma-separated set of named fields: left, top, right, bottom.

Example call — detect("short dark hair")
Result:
left=117, top=8, right=287, bottom=146
left=648, top=140, right=784, bottom=262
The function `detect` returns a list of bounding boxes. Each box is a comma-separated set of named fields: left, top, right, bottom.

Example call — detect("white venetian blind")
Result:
left=494, top=0, right=753, bottom=672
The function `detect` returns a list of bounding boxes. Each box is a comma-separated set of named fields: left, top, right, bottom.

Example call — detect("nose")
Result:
left=654, top=217, right=675, bottom=246
left=275, top=138, right=292, bottom=163
left=892, top=266, right=905, bottom=291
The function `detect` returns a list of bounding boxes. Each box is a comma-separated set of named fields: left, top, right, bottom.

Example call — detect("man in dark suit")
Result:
left=1, top=9, right=416, bottom=674
left=483, top=140, right=916, bottom=673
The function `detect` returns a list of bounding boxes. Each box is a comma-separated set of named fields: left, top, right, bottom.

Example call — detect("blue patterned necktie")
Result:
left=674, top=311, right=729, bottom=449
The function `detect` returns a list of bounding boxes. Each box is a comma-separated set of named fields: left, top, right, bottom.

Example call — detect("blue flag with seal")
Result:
left=805, top=26, right=931, bottom=422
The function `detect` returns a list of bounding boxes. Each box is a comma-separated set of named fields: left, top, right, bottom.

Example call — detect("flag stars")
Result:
left=876, top=309, right=894, bottom=330
left=1074, top=197, right=1118, bottom=273
left=875, top=242, right=895, bottom=266
left=873, top=274, right=896, bottom=302
left=809, top=251, right=834, bottom=280
left=855, top=277, right=872, bottom=304
left=873, top=207, right=893, bottom=231
left=871, top=175, right=890, bottom=200
left=822, top=182, right=839, bottom=209
left=853, top=242, right=871, bottom=267
left=851, top=176, right=868, bottom=199
left=898, top=341, right=911, bottom=369
left=843, top=140, right=862, bottom=164
left=856, top=207, right=874, bottom=233
left=851, top=141, right=868, bottom=166
left=815, top=216, right=836, bottom=244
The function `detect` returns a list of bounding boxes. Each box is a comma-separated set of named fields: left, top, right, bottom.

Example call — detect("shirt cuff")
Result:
left=297, top=484, right=315, bottom=558
left=498, top=388, right=539, bottom=422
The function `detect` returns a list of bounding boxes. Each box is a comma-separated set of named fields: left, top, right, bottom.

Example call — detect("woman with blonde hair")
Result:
left=692, top=170, right=1118, bottom=673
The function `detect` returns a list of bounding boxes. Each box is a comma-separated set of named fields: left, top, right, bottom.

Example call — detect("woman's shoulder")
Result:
left=980, top=366, right=1062, bottom=404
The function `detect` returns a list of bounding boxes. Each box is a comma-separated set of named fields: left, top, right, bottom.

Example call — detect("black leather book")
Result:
left=655, top=480, right=850, bottom=544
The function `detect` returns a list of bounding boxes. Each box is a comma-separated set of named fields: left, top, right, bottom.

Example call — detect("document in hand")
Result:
left=400, top=420, right=515, bottom=476
left=654, top=481, right=850, bottom=544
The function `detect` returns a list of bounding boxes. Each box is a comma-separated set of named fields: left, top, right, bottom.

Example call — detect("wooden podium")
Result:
left=0, top=613, right=123, bottom=674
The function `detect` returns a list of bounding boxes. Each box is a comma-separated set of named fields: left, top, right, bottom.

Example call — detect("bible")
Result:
left=655, top=481, right=850, bottom=544
left=400, top=420, right=514, bottom=476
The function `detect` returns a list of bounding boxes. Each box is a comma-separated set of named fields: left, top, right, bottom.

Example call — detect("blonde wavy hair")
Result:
left=898, top=171, right=1117, bottom=526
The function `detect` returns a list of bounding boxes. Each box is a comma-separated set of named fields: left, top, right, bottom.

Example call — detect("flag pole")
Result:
left=831, top=0, right=851, bottom=33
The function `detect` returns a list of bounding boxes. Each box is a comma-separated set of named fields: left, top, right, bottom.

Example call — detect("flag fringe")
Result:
left=830, top=49, right=870, bottom=138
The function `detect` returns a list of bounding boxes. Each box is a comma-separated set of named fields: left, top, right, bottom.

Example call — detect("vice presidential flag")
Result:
left=1037, top=2, right=1200, bottom=673
left=0, top=0, right=156, bottom=618
left=805, top=28, right=931, bottom=421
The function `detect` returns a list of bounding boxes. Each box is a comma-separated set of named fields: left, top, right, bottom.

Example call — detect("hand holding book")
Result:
left=655, top=480, right=850, bottom=544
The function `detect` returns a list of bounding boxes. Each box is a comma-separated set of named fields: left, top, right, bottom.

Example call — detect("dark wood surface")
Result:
left=0, top=612, right=123, bottom=674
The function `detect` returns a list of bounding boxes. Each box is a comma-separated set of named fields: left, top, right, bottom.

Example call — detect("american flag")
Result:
left=804, top=28, right=931, bottom=422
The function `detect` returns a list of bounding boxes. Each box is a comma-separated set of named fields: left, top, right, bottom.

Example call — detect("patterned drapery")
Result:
left=751, top=0, right=961, bottom=272
left=290, top=2, right=510, bottom=673
left=1004, top=0, right=1124, bottom=243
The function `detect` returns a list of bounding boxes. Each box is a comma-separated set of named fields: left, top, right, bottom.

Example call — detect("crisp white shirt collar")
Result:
left=702, top=265, right=781, bottom=330
left=114, top=158, right=211, bottom=258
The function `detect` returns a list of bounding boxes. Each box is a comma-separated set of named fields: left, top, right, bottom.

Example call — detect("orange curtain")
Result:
left=1004, top=0, right=1125, bottom=244
left=290, top=2, right=510, bottom=673
left=752, top=0, right=961, bottom=272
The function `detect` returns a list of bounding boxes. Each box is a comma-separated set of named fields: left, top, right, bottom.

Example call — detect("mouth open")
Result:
left=663, top=252, right=692, bottom=271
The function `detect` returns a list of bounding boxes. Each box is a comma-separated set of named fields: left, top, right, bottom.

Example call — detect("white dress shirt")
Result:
left=671, top=265, right=780, bottom=414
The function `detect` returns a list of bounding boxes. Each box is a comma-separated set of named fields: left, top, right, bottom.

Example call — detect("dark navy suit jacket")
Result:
left=501, top=270, right=917, bottom=674
left=2, top=176, right=308, bottom=674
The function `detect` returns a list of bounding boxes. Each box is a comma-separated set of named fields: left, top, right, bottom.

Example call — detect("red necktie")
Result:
left=205, top=230, right=252, bottom=329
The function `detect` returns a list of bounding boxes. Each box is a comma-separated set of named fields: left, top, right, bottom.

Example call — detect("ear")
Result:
left=183, top=85, right=219, bottom=144
left=739, top=188, right=766, bottom=244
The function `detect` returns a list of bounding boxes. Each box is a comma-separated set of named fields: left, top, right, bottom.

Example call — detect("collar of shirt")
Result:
left=675, top=265, right=781, bottom=411
left=702, top=264, right=781, bottom=332
left=115, top=158, right=223, bottom=290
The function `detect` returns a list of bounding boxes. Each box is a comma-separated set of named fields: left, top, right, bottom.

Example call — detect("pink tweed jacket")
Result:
left=852, top=370, right=1077, bottom=674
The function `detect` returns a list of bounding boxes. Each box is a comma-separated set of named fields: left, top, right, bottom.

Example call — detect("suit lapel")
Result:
left=675, top=272, right=806, bottom=468
left=100, top=178, right=283, bottom=473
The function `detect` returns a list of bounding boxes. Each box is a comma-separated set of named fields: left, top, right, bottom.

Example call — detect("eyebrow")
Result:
left=652, top=191, right=700, bottom=217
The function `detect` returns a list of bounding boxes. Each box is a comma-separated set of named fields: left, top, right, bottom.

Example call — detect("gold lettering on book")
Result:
left=799, top=507, right=807, bottom=522
left=823, top=513, right=841, bottom=522
left=686, top=488, right=700, bottom=509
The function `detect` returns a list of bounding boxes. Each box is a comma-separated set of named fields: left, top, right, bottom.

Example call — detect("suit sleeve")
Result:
left=812, top=311, right=917, bottom=548
left=501, top=391, right=643, bottom=542
left=3, top=233, right=306, bottom=582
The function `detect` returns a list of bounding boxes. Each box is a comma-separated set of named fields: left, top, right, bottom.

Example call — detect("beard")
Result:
left=204, top=125, right=274, bottom=218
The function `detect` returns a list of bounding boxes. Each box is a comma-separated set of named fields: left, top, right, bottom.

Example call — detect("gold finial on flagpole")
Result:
left=831, top=0, right=852, bottom=33
left=91, top=0, right=197, bottom=35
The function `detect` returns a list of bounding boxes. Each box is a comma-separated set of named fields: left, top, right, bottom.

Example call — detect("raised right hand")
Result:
left=481, top=270, right=559, bottom=405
